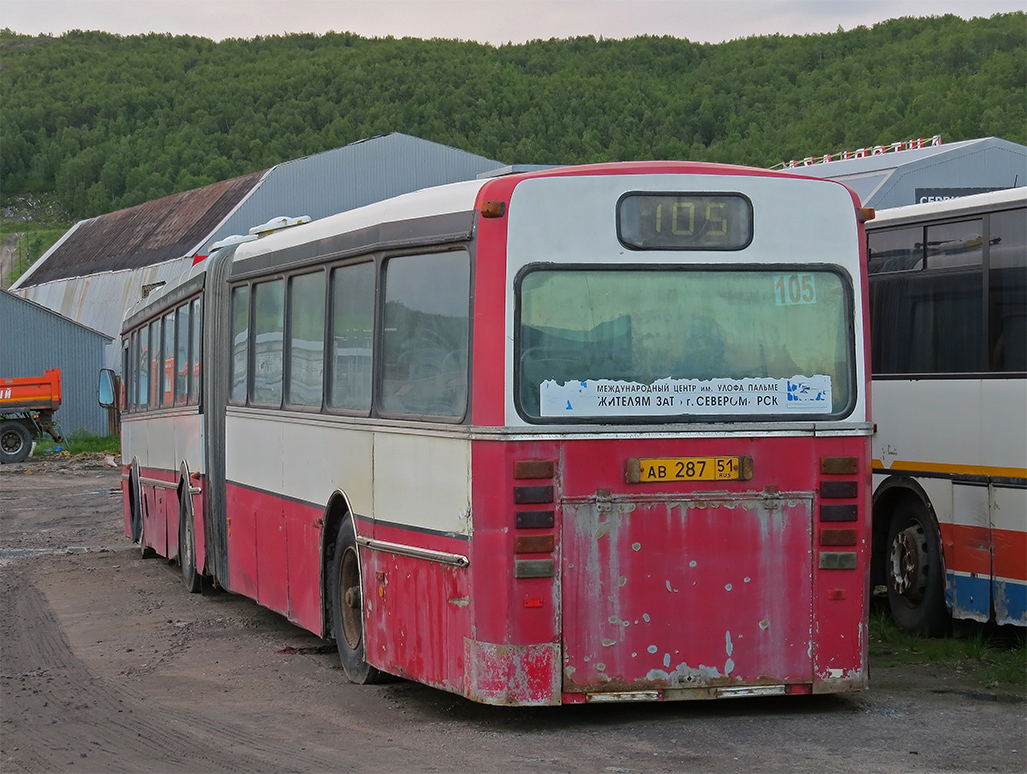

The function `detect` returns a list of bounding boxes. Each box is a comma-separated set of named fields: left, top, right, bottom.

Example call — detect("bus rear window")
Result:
left=517, top=267, right=853, bottom=421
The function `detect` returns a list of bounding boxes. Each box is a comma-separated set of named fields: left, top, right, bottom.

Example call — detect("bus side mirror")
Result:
left=98, top=369, right=117, bottom=408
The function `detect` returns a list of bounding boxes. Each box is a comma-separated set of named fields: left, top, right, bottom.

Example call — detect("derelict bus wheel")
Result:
left=178, top=493, right=201, bottom=593
left=330, top=518, right=383, bottom=685
left=885, top=499, right=948, bottom=636
left=0, top=421, right=32, bottom=464
left=132, top=468, right=156, bottom=560
left=138, top=516, right=156, bottom=560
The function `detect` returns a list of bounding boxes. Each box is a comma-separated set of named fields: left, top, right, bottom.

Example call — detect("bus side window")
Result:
left=121, top=340, right=131, bottom=412
left=176, top=303, right=190, bottom=406
left=871, top=272, right=983, bottom=374
left=925, top=219, right=983, bottom=270
left=190, top=297, right=202, bottom=404
left=127, top=329, right=138, bottom=411
left=138, top=324, right=151, bottom=410
left=287, top=271, right=326, bottom=408
left=230, top=286, right=250, bottom=404
left=988, top=208, right=1027, bottom=373
left=251, top=279, right=285, bottom=407
left=151, top=319, right=163, bottom=408
left=163, top=312, right=175, bottom=406
left=329, top=262, right=375, bottom=413
left=380, top=251, right=470, bottom=419
left=868, top=226, right=923, bottom=274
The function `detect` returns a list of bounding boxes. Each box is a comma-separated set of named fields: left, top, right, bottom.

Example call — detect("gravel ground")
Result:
left=1, top=457, right=1024, bottom=773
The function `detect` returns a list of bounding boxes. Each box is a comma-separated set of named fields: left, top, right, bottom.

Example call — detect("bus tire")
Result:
left=885, top=500, right=948, bottom=636
left=178, top=491, right=201, bottom=593
left=138, top=515, right=156, bottom=559
left=0, top=421, right=32, bottom=464
left=330, top=517, right=383, bottom=685
left=132, top=466, right=156, bottom=559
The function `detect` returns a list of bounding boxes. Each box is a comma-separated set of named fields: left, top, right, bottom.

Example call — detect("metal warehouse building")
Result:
left=784, top=136, right=1027, bottom=209
left=0, top=289, right=112, bottom=436
left=10, top=133, right=505, bottom=371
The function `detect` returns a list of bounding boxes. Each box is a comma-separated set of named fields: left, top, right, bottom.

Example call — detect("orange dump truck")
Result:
left=0, top=368, right=64, bottom=463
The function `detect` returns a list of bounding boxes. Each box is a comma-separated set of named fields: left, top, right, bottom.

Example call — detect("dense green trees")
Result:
left=1, top=13, right=1024, bottom=219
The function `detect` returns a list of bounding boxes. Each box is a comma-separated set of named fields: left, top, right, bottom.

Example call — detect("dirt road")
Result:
left=1, top=459, right=1024, bottom=773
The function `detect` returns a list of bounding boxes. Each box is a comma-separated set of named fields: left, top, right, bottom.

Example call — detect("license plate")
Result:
left=626, top=456, right=753, bottom=483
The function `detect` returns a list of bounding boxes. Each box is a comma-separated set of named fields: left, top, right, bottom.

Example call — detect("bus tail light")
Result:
left=515, top=510, right=554, bottom=529
left=513, top=459, right=557, bottom=580
left=819, top=456, right=860, bottom=568
left=821, top=480, right=858, bottom=499
left=820, top=457, right=859, bottom=475
left=820, top=504, right=857, bottom=522
left=513, top=485, right=553, bottom=504
left=515, top=534, right=555, bottom=553
left=514, top=460, right=554, bottom=479
left=820, top=528, right=858, bottom=546
left=819, top=552, right=858, bottom=570
left=515, top=559, right=555, bottom=578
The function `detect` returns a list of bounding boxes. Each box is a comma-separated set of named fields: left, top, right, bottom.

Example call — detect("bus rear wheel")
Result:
left=330, top=518, right=383, bottom=685
left=885, top=500, right=948, bottom=636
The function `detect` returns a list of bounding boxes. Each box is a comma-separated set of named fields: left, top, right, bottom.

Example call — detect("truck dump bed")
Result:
left=0, top=369, right=62, bottom=412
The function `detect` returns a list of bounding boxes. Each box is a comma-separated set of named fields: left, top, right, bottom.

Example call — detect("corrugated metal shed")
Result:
left=14, top=260, right=195, bottom=370
left=0, top=289, right=113, bottom=436
left=199, top=133, right=505, bottom=253
left=784, top=136, right=1027, bottom=209
left=10, top=133, right=505, bottom=371
left=17, top=172, right=264, bottom=286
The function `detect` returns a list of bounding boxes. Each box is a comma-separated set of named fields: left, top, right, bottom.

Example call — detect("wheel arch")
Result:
left=176, top=460, right=194, bottom=564
left=871, top=475, right=946, bottom=591
left=0, top=416, right=36, bottom=435
left=128, top=456, right=143, bottom=543
left=319, top=490, right=359, bottom=639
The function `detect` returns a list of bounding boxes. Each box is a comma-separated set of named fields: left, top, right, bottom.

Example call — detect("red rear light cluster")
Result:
left=817, top=456, right=859, bottom=571
left=512, top=460, right=556, bottom=581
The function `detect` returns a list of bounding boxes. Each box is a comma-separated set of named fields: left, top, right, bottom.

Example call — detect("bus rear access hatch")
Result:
left=560, top=490, right=815, bottom=700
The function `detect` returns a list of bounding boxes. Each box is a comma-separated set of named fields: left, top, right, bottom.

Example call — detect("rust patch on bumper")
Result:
left=464, top=639, right=561, bottom=706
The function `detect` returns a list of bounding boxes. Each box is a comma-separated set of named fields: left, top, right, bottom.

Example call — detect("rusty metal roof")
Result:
left=20, top=171, right=264, bottom=286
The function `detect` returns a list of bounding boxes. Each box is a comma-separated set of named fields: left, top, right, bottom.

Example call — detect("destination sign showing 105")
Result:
left=618, top=193, right=753, bottom=250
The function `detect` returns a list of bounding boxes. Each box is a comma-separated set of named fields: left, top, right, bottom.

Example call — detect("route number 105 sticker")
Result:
left=774, top=274, right=816, bottom=306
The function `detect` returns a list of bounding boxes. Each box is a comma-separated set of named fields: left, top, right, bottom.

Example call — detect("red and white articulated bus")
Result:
left=104, top=161, right=874, bottom=705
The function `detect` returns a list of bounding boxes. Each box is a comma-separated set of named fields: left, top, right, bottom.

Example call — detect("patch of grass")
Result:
left=870, top=607, right=1026, bottom=692
left=33, top=429, right=120, bottom=457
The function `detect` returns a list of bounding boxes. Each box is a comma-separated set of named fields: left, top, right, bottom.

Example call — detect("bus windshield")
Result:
left=517, top=267, right=853, bottom=421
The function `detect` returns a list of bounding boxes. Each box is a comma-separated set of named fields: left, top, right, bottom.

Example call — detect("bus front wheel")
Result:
left=330, top=518, right=383, bottom=685
left=885, top=500, right=948, bottom=636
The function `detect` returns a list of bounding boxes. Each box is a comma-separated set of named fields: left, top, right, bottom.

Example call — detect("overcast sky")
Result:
left=2, top=0, right=1023, bottom=45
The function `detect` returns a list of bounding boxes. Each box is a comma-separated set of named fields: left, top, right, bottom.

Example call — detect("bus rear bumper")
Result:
left=463, top=639, right=562, bottom=706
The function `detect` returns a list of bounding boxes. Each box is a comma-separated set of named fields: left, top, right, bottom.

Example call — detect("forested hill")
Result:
left=1, top=12, right=1024, bottom=220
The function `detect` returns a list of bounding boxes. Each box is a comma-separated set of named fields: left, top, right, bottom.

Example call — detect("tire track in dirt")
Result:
left=0, top=565, right=346, bottom=772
